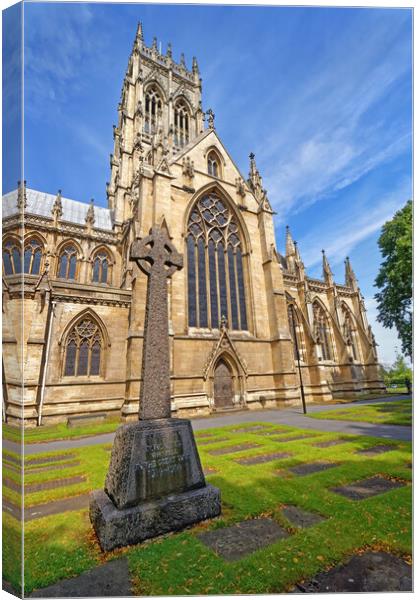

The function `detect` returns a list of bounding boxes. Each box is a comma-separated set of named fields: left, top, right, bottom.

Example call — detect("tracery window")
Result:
left=2, top=238, right=22, bottom=275
left=207, top=152, right=220, bottom=177
left=313, top=302, right=333, bottom=361
left=174, top=100, right=189, bottom=147
left=24, top=238, right=43, bottom=275
left=287, top=304, right=305, bottom=361
left=342, top=306, right=358, bottom=360
left=187, top=193, right=248, bottom=330
left=64, top=318, right=103, bottom=377
left=57, top=244, right=78, bottom=280
left=144, top=86, right=162, bottom=135
left=92, top=249, right=112, bottom=285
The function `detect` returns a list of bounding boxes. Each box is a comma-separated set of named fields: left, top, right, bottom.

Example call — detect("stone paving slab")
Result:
left=29, top=558, right=132, bottom=597
left=208, top=443, right=260, bottom=456
left=26, top=453, right=76, bottom=466
left=4, top=475, right=86, bottom=494
left=313, top=439, right=349, bottom=448
left=236, top=452, right=291, bottom=466
left=198, top=518, right=289, bottom=561
left=289, top=462, right=339, bottom=476
left=292, top=551, right=412, bottom=592
left=331, top=476, right=406, bottom=500
left=197, top=437, right=230, bottom=446
left=281, top=505, right=326, bottom=528
left=356, top=444, right=395, bottom=456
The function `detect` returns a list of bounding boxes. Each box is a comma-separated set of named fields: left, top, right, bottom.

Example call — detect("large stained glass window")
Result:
left=187, top=193, right=248, bottom=330
left=64, top=318, right=103, bottom=377
left=57, top=244, right=78, bottom=280
left=3, top=238, right=22, bottom=275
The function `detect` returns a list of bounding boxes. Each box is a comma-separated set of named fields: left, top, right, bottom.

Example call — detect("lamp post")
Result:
left=290, top=304, right=307, bottom=414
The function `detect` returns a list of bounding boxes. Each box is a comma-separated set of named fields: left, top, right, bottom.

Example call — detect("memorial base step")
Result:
left=90, top=484, right=221, bottom=552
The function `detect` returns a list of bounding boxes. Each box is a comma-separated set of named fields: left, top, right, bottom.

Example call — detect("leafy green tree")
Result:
left=375, top=200, right=412, bottom=359
left=384, top=353, right=412, bottom=387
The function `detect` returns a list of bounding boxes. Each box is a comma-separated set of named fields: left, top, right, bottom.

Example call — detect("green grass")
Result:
left=3, top=417, right=122, bottom=443
left=309, top=399, right=412, bottom=426
left=2, top=421, right=412, bottom=595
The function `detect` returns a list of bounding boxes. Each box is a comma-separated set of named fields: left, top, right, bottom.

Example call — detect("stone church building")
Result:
left=2, top=25, right=384, bottom=426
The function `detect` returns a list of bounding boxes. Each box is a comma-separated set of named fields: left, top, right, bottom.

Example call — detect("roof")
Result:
left=2, top=188, right=114, bottom=231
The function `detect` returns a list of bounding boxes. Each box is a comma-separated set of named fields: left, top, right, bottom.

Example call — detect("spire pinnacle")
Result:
left=285, top=225, right=296, bottom=257
left=85, top=198, right=95, bottom=226
left=166, top=42, right=172, bottom=58
left=345, top=256, right=357, bottom=289
left=136, top=22, right=144, bottom=41
left=180, top=52, right=186, bottom=68
left=322, top=249, right=333, bottom=285
left=192, top=56, right=199, bottom=74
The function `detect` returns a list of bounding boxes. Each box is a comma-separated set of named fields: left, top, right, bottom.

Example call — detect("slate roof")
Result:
left=2, top=188, right=114, bottom=231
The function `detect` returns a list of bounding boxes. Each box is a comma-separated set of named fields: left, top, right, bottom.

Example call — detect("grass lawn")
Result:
left=309, top=398, right=412, bottom=426
left=2, top=421, right=412, bottom=595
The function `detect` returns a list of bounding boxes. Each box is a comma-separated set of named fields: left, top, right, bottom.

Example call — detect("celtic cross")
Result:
left=130, top=224, right=183, bottom=420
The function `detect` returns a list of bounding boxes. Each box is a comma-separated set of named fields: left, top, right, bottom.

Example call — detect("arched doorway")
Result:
left=214, top=359, right=234, bottom=408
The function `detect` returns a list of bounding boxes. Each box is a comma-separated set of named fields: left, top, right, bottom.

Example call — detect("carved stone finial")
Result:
left=180, top=52, right=186, bottom=68
left=192, top=56, right=199, bottom=74
left=130, top=224, right=183, bottom=420
left=166, top=42, right=172, bottom=58
left=152, top=37, right=158, bottom=51
left=136, top=22, right=144, bottom=41
left=235, top=177, right=246, bottom=197
left=17, top=180, right=27, bottom=211
left=85, top=198, right=95, bottom=226
left=52, top=189, right=63, bottom=220
left=206, top=108, right=215, bottom=129
left=220, top=314, right=228, bottom=331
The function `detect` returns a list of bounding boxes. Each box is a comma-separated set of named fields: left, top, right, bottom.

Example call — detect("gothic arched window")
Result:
left=342, top=305, right=358, bottom=360
left=2, top=238, right=21, bottom=275
left=57, top=244, right=78, bottom=280
left=24, top=238, right=43, bottom=275
left=313, top=302, right=333, bottom=361
left=92, top=249, right=112, bottom=285
left=187, top=193, right=248, bottom=330
left=288, top=304, right=305, bottom=361
left=144, top=85, right=162, bottom=135
left=174, top=100, right=190, bottom=147
left=207, top=151, right=220, bottom=177
left=64, top=318, right=103, bottom=377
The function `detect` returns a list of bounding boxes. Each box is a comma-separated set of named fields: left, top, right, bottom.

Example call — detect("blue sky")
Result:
left=4, top=2, right=412, bottom=365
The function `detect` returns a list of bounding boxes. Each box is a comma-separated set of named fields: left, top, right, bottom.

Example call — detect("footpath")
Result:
left=3, top=394, right=411, bottom=457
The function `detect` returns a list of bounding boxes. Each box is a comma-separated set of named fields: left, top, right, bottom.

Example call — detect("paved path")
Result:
left=3, top=395, right=411, bottom=456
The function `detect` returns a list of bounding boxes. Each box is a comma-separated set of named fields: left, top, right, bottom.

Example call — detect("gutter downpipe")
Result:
left=38, top=299, right=56, bottom=426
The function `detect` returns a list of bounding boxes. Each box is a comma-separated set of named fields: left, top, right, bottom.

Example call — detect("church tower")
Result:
left=107, top=23, right=204, bottom=226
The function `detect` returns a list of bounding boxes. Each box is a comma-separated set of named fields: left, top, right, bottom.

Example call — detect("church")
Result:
left=2, top=25, right=385, bottom=426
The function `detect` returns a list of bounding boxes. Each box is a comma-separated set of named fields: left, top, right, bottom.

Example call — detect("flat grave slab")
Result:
left=28, top=460, right=81, bottom=474
left=198, top=518, right=289, bottom=561
left=230, top=425, right=272, bottom=433
left=257, top=428, right=290, bottom=436
left=197, top=437, right=230, bottom=446
left=208, top=443, right=260, bottom=456
left=4, top=476, right=85, bottom=494
left=331, top=475, right=406, bottom=500
left=289, top=462, right=339, bottom=476
left=26, top=453, right=76, bottom=466
left=281, top=505, right=326, bottom=528
left=271, top=435, right=312, bottom=443
left=3, top=454, right=21, bottom=466
left=313, top=439, right=349, bottom=448
left=29, top=557, right=131, bottom=597
left=293, top=551, right=411, bottom=592
left=356, top=444, right=394, bottom=456
left=195, top=431, right=216, bottom=438
left=236, top=452, right=291, bottom=466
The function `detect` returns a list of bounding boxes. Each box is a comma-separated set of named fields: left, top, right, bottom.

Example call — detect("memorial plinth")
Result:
left=90, top=224, right=221, bottom=551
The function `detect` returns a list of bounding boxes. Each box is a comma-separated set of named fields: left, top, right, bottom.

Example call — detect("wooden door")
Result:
left=214, top=360, right=233, bottom=408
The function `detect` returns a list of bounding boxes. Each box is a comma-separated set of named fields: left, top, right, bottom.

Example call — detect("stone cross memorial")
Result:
left=90, top=223, right=221, bottom=551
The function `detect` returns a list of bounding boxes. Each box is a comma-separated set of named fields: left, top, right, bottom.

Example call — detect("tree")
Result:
left=375, top=200, right=412, bottom=360
left=382, top=353, right=412, bottom=387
